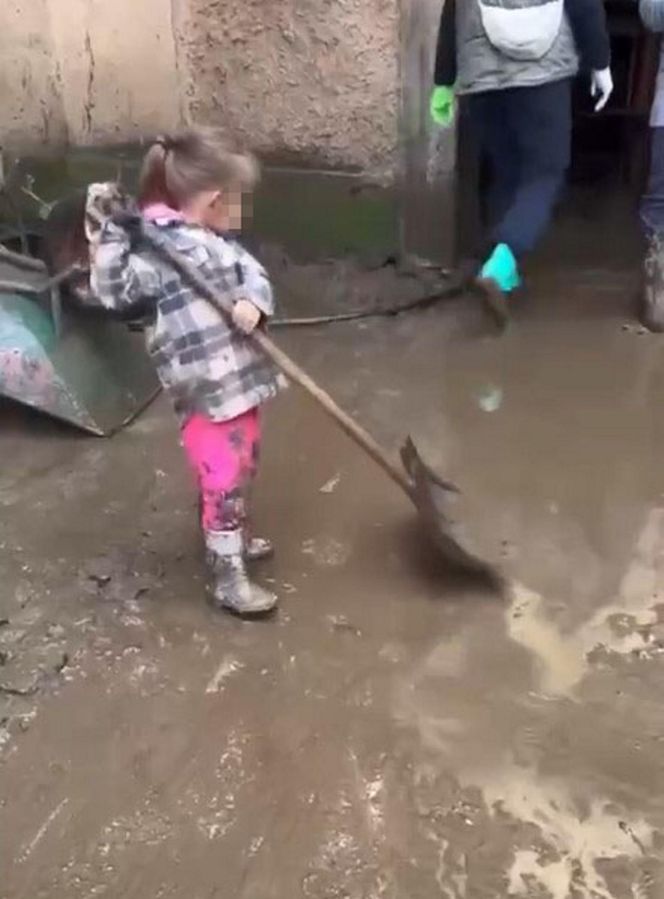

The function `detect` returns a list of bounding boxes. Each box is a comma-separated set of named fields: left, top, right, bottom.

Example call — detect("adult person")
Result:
left=431, top=0, right=612, bottom=325
left=639, top=0, right=664, bottom=331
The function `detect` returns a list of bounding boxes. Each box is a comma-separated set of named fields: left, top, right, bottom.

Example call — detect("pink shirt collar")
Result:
left=142, top=202, right=184, bottom=222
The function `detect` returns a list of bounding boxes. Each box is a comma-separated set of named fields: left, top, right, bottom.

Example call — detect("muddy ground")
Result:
left=3, top=196, right=664, bottom=898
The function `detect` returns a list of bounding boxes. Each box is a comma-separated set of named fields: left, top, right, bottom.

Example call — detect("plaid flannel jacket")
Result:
left=91, top=218, right=285, bottom=423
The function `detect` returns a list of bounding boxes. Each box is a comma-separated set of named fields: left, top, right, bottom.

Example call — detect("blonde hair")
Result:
left=138, top=125, right=259, bottom=209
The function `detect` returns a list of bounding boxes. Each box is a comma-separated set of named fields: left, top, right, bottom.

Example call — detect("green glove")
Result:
left=430, top=85, right=455, bottom=128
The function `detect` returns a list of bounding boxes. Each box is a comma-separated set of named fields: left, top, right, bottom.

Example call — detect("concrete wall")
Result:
left=0, top=0, right=68, bottom=150
left=0, top=0, right=182, bottom=152
left=49, top=0, right=183, bottom=146
left=0, top=0, right=401, bottom=179
left=173, top=0, right=401, bottom=178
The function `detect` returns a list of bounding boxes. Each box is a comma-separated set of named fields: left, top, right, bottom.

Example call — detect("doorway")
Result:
left=456, top=2, right=661, bottom=278
left=559, top=0, right=660, bottom=268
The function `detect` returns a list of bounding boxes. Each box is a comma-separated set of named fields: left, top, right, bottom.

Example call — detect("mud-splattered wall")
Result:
left=48, top=0, right=183, bottom=146
left=172, top=0, right=401, bottom=178
left=0, top=0, right=401, bottom=179
left=0, top=1, right=68, bottom=149
left=0, top=0, right=182, bottom=151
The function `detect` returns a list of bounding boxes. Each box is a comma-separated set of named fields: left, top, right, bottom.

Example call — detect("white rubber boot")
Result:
left=205, top=530, right=278, bottom=618
left=244, top=534, right=274, bottom=562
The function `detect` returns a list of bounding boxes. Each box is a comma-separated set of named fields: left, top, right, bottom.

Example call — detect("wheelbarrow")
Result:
left=0, top=242, right=159, bottom=435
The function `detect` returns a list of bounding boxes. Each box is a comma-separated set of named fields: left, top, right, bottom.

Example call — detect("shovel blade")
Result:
left=400, top=436, right=498, bottom=576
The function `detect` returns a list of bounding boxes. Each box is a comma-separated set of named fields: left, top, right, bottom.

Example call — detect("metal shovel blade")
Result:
left=400, top=437, right=498, bottom=576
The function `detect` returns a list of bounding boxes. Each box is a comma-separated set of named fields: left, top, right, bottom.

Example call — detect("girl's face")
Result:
left=184, top=186, right=251, bottom=235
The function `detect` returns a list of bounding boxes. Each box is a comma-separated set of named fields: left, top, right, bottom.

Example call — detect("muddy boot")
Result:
left=205, top=531, right=278, bottom=618
left=641, top=233, right=664, bottom=332
left=204, top=532, right=274, bottom=566
left=475, top=243, right=522, bottom=330
left=244, top=534, right=274, bottom=562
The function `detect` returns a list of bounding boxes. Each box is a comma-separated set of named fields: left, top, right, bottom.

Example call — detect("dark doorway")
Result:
left=456, top=2, right=661, bottom=275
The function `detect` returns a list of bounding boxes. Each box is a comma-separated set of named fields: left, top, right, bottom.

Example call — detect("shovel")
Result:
left=141, top=227, right=498, bottom=578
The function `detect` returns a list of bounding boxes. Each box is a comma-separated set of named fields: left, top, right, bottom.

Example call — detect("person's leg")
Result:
left=185, top=414, right=251, bottom=533
left=192, top=409, right=268, bottom=554
left=466, top=89, right=524, bottom=325
left=494, top=78, right=572, bottom=257
left=466, top=91, right=521, bottom=239
left=182, top=411, right=277, bottom=616
left=235, top=410, right=274, bottom=561
left=474, top=80, right=571, bottom=326
left=640, top=128, right=664, bottom=331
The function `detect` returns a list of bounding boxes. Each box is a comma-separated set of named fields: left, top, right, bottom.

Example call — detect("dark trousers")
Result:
left=466, top=78, right=572, bottom=258
left=641, top=127, right=664, bottom=236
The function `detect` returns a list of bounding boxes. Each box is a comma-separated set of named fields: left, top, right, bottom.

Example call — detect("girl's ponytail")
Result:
left=138, top=127, right=259, bottom=210
left=138, top=137, right=174, bottom=209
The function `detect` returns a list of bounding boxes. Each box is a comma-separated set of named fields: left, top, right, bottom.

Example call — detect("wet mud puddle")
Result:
left=393, top=262, right=664, bottom=898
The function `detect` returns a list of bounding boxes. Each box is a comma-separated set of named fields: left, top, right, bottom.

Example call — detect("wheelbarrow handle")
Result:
left=149, top=234, right=414, bottom=497
left=0, top=244, right=47, bottom=273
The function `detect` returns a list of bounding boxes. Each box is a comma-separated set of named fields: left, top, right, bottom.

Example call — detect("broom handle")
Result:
left=153, top=237, right=413, bottom=496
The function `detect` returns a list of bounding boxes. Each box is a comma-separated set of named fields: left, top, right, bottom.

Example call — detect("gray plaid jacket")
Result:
left=91, top=219, right=285, bottom=423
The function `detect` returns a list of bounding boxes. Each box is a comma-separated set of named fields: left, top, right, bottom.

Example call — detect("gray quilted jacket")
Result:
left=435, top=0, right=611, bottom=95
left=457, top=0, right=579, bottom=94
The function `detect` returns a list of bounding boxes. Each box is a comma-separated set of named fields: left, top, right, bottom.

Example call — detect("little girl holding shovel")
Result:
left=87, top=127, right=285, bottom=618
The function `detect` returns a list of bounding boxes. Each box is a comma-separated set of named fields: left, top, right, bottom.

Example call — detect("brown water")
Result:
left=2, top=205, right=664, bottom=898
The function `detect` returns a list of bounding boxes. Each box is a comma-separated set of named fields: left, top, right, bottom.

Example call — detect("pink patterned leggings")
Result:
left=181, top=409, right=261, bottom=533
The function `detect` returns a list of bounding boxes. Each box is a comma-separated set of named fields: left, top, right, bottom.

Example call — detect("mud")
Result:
left=3, top=199, right=664, bottom=898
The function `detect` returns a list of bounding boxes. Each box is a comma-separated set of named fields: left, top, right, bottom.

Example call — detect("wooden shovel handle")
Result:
left=152, top=235, right=413, bottom=497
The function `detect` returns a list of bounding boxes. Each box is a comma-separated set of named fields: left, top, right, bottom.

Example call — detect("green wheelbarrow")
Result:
left=0, top=243, right=159, bottom=435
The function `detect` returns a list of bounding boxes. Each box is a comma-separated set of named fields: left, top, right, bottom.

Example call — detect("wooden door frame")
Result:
left=398, top=0, right=460, bottom=268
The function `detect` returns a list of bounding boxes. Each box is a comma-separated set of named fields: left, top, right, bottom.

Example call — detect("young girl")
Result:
left=87, top=127, right=285, bottom=617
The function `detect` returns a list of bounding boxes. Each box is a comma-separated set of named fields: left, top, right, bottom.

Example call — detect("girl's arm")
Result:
left=200, top=237, right=275, bottom=320
left=231, top=244, right=275, bottom=319
left=91, top=221, right=162, bottom=318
